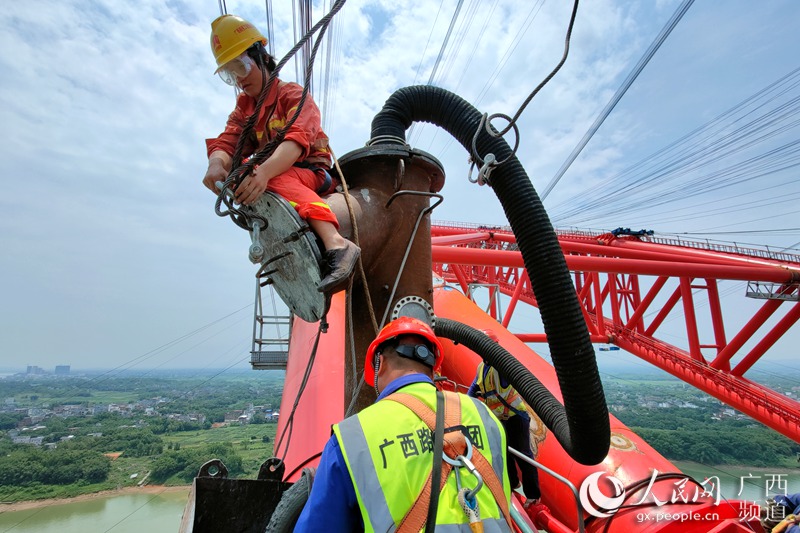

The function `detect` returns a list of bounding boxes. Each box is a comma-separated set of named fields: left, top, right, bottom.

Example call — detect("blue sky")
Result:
left=1, top=0, right=799, bottom=373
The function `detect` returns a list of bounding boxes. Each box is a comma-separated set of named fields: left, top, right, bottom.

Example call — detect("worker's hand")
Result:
left=203, top=159, right=229, bottom=194
left=235, top=165, right=270, bottom=205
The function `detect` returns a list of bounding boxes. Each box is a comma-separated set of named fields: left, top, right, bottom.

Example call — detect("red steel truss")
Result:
left=431, top=222, right=800, bottom=443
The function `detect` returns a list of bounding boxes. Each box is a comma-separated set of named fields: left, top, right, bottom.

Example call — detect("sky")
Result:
left=1, top=0, right=799, bottom=375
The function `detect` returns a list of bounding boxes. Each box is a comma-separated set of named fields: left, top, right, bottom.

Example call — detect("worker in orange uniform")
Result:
left=204, top=14, right=359, bottom=294
left=295, top=317, right=515, bottom=532
left=467, top=330, right=541, bottom=509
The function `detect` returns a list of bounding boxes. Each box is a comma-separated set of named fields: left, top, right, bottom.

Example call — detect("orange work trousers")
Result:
left=267, top=166, right=338, bottom=228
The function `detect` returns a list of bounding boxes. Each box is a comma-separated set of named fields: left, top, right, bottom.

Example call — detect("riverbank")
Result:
left=0, top=485, right=190, bottom=513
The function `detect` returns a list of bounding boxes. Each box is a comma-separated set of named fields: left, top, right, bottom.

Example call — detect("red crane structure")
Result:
left=431, top=222, right=800, bottom=443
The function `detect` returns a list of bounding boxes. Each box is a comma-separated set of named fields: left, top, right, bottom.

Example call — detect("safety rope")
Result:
left=329, top=146, right=381, bottom=417
left=469, top=0, right=579, bottom=177
left=329, top=147, right=379, bottom=335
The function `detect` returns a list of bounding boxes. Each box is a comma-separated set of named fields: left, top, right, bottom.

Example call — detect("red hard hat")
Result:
left=364, top=317, right=444, bottom=387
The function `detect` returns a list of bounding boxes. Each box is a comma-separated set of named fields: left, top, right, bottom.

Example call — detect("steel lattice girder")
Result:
left=431, top=224, right=800, bottom=443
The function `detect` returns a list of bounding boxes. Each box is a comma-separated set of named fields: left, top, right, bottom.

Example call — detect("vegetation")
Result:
left=2, top=368, right=797, bottom=505
left=0, top=447, right=110, bottom=485
left=603, top=375, right=800, bottom=468
left=0, top=371, right=282, bottom=502
left=150, top=442, right=243, bottom=483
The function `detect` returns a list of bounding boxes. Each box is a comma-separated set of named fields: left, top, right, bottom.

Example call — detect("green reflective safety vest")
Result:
left=333, top=381, right=513, bottom=533
left=475, top=362, right=527, bottom=421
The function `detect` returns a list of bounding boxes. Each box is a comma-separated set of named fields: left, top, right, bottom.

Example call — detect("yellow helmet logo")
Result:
left=209, top=15, right=267, bottom=72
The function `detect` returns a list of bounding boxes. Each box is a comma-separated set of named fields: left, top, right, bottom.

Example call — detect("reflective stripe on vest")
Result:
left=335, top=415, right=395, bottom=532
left=476, top=362, right=527, bottom=420
left=333, top=382, right=511, bottom=533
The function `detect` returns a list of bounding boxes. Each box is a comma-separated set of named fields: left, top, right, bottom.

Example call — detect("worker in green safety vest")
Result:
left=467, top=329, right=541, bottom=510
left=295, top=317, right=515, bottom=532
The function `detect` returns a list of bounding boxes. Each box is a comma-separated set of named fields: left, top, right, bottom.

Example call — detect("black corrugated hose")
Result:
left=371, top=85, right=609, bottom=465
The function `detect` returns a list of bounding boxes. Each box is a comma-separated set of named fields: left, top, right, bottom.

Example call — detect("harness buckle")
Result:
left=441, top=439, right=484, bottom=501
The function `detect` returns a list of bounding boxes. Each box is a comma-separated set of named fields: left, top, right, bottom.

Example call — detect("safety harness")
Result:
left=385, top=390, right=515, bottom=533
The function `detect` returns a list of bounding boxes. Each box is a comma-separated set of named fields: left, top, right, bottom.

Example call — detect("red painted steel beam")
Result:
left=430, top=226, right=800, bottom=442
left=679, top=278, right=704, bottom=362
left=431, top=232, right=492, bottom=246
left=604, top=238, right=800, bottom=270
left=502, top=270, right=528, bottom=328
left=624, top=276, right=668, bottom=332
left=613, top=330, right=800, bottom=443
left=710, top=299, right=783, bottom=370
left=561, top=240, right=776, bottom=268
left=434, top=226, right=800, bottom=271
left=706, top=279, right=728, bottom=356
left=432, top=246, right=799, bottom=283
left=732, top=302, right=800, bottom=376
left=516, top=333, right=612, bottom=343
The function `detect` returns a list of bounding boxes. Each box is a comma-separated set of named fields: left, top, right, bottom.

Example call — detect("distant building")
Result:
left=12, top=436, right=44, bottom=446
left=26, top=365, right=45, bottom=375
left=224, top=410, right=244, bottom=423
left=54, top=365, right=70, bottom=375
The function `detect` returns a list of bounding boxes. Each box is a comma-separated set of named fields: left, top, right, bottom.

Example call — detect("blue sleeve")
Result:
left=294, top=435, right=361, bottom=532
left=467, top=375, right=479, bottom=397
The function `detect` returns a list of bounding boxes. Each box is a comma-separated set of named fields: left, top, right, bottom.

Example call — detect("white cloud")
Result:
left=1, top=0, right=799, bottom=371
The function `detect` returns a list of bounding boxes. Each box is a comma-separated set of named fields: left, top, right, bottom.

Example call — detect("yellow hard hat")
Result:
left=210, top=14, right=268, bottom=73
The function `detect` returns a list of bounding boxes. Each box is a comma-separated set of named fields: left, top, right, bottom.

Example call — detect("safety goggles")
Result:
left=218, top=53, right=255, bottom=86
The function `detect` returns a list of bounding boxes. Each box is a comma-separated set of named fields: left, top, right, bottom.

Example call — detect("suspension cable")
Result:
left=540, top=0, right=695, bottom=200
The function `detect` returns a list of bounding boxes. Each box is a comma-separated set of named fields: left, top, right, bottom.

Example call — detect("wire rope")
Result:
left=540, top=0, right=695, bottom=200
left=548, top=67, right=800, bottom=228
left=407, top=0, right=466, bottom=144
left=412, top=0, right=446, bottom=86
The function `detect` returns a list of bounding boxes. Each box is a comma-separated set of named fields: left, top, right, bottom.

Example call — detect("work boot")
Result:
left=317, top=240, right=360, bottom=294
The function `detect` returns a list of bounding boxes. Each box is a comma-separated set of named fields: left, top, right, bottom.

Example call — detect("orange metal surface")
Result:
left=433, top=287, right=757, bottom=532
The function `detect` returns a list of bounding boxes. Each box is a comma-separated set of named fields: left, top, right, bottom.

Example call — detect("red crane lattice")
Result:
left=431, top=222, right=800, bottom=443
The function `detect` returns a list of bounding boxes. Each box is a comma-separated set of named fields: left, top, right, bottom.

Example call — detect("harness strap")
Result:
left=386, top=391, right=514, bottom=532
left=425, top=390, right=446, bottom=533
left=391, top=392, right=460, bottom=533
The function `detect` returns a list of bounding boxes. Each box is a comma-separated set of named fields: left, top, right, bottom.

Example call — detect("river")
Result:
left=0, top=464, right=798, bottom=532
left=0, top=489, right=190, bottom=533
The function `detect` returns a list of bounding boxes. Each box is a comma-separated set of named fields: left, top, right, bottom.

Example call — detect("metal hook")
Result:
left=458, top=454, right=484, bottom=501
left=477, top=153, right=497, bottom=186
left=467, top=158, right=479, bottom=184
left=441, top=438, right=484, bottom=501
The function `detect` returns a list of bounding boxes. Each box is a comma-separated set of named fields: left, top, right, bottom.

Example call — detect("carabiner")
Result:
left=458, top=454, right=484, bottom=501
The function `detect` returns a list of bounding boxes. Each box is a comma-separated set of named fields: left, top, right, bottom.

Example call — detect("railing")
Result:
left=638, top=235, right=800, bottom=265
left=250, top=350, right=289, bottom=369
left=432, top=221, right=800, bottom=265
